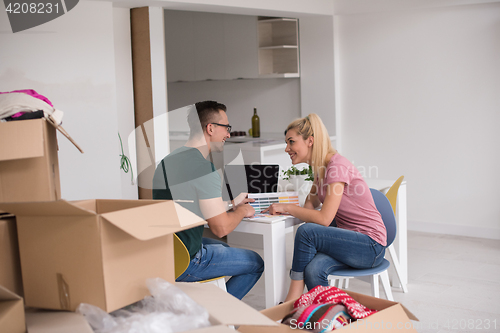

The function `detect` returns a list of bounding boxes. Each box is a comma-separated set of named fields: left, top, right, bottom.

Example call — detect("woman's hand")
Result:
left=261, top=203, right=290, bottom=215
left=261, top=182, right=344, bottom=225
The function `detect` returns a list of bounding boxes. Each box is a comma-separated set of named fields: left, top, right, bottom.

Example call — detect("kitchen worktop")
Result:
left=170, top=131, right=286, bottom=144
left=225, top=132, right=285, bottom=143
left=226, top=134, right=336, bottom=150
left=226, top=138, right=288, bottom=151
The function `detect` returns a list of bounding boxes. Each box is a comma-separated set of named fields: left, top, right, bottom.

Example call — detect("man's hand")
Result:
left=203, top=198, right=255, bottom=237
left=237, top=203, right=256, bottom=218
left=233, top=192, right=255, bottom=207
left=261, top=203, right=290, bottom=215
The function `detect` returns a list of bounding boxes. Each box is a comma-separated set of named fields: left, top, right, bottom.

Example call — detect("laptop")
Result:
left=223, top=164, right=280, bottom=201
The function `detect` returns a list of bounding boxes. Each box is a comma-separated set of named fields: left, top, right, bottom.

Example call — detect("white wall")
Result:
left=337, top=3, right=500, bottom=238
left=113, top=7, right=139, bottom=199
left=0, top=1, right=123, bottom=200
left=298, top=15, right=336, bottom=135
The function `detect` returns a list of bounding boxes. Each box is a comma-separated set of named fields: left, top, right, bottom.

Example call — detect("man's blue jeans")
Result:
left=175, top=238, right=264, bottom=300
left=291, top=223, right=386, bottom=290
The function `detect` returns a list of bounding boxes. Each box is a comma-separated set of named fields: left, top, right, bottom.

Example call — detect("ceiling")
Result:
left=332, top=0, right=500, bottom=15
left=88, top=0, right=500, bottom=17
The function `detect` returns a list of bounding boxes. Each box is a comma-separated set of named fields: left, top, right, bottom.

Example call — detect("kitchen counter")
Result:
left=226, top=135, right=336, bottom=149
left=225, top=132, right=285, bottom=144
left=223, top=135, right=336, bottom=168
left=226, top=139, right=287, bottom=152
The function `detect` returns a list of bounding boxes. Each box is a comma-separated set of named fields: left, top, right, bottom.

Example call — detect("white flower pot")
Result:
left=289, top=175, right=313, bottom=206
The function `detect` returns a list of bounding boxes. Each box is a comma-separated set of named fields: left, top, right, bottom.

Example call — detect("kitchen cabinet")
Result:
left=224, top=14, right=260, bottom=80
left=165, top=10, right=259, bottom=82
left=258, top=18, right=300, bottom=77
left=193, top=12, right=226, bottom=81
left=165, top=11, right=301, bottom=81
left=164, top=10, right=196, bottom=82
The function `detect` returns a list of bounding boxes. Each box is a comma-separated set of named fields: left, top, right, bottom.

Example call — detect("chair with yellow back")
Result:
left=386, top=175, right=405, bottom=216
left=173, top=234, right=227, bottom=291
left=328, top=176, right=408, bottom=299
left=383, top=175, right=408, bottom=293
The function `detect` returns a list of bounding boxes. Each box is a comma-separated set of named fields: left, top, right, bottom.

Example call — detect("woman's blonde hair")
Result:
left=285, top=113, right=337, bottom=181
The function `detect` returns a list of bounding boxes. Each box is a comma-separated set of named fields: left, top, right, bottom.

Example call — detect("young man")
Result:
left=152, top=101, right=264, bottom=300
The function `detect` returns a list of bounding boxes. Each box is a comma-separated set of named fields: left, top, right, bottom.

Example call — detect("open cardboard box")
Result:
left=0, top=119, right=61, bottom=203
left=238, top=289, right=419, bottom=332
left=0, top=199, right=207, bottom=313
left=0, top=214, right=23, bottom=297
left=176, top=283, right=279, bottom=332
left=0, top=290, right=91, bottom=333
left=25, top=309, right=93, bottom=333
left=25, top=283, right=278, bottom=333
left=3, top=283, right=277, bottom=333
left=0, top=284, right=25, bottom=333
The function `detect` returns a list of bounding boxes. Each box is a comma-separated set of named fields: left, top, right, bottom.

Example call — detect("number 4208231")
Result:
left=5, top=2, right=60, bottom=14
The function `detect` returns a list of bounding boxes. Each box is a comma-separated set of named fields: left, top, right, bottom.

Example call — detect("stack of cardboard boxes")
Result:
left=0, top=118, right=281, bottom=332
left=0, top=118, right=418, bottom=332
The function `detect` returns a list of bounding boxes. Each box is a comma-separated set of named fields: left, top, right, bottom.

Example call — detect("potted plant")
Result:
left=281, top=165, right=314, bottom=193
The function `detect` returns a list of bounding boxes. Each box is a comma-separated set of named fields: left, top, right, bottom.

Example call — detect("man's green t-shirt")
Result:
left=152, top=146, right=221, bottom=258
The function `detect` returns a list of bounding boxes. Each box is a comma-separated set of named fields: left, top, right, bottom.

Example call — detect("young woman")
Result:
left=262, top=114, right=387, bottom=302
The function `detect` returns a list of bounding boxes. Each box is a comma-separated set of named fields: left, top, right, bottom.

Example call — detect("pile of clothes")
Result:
left=0, top=89, right=83, bottom=153
left=282, top=286, right=378, bottom=332
left=0, top=89, right=63, bottom=125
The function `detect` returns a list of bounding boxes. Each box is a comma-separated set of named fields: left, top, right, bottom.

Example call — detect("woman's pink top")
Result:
left=316, top=153, right=387, bottom=246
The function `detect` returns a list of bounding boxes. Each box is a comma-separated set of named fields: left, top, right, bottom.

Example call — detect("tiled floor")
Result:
left=239, top=230, right=500, bottom=333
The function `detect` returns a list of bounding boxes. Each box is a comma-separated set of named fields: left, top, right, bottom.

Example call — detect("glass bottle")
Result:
left=251, top=107, right=260, bottom=138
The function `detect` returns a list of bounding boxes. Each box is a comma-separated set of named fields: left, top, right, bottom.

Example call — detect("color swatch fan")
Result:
left=248, top=192, right=299, bottom=213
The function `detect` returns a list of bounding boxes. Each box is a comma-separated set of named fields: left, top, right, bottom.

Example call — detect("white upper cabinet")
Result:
left=224, top=14, right=259, bottom=80
left=164, top=10, right=196, bottom=82
left=165, top=10, right=259, bottom=82
left=258, top=18, right=300, bottom=78
left=192, top=12, right=226, bottom=81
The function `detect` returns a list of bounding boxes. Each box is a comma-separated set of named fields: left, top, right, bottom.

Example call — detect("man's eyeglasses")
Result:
left=210, top=123, right=232, bottom=133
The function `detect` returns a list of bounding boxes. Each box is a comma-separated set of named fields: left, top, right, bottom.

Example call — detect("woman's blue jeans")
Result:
left=175, top=238, right=264, bottom=300
left=291, top=222, right=386, bottom=290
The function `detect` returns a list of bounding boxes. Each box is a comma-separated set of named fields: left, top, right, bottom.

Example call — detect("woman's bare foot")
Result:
left=284, top=279, right=306, bottom=302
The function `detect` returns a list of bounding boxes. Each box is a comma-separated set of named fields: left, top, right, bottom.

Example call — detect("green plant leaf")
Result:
left=282, top=165, right=314, bottom=181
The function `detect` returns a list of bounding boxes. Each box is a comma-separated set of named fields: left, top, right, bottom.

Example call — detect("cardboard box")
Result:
left=25, top=283, right=278, bottom=333
left=174, top=283, right=279, bottom=332
left=0, top=214, right=24, bottom=297
left=0, top=285, right=25, bottom=333
left=238, top=290, right=419, bottom=332
left=25, top=309, right=93, bottom=333
left=0, top=199, right=207, bottom=313
left=0, top=119, right=61, bottom=203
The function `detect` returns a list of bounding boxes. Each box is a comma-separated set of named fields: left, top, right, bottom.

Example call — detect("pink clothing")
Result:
left=0, top=89, right=53, bottom=107
left=316, top=154, right=387, bottom=246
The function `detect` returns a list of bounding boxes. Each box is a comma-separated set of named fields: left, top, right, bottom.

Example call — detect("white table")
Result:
left=230, top=216, right=302, bottom=308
